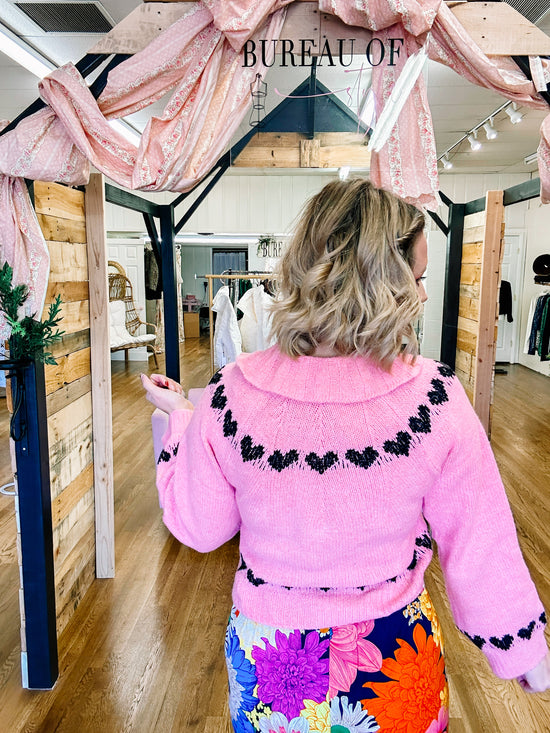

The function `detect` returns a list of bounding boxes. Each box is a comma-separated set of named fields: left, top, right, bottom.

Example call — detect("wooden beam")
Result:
left=474, top=190, right=505, bottom=435
left=233, top=131, right=370, bottom=168
left=451, top=2, right=550, bottom=56
left=85, top=173, right=115, bottom=579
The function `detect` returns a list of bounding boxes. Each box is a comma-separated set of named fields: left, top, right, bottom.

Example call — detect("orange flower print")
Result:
left=361, top=623, right=447, bottom=733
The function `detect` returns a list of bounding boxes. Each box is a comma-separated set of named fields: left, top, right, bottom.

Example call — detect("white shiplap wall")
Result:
left=106, top=171, right=547, bottom=376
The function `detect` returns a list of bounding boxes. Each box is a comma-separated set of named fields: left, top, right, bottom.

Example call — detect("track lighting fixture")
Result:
left=442, top=155, right=453, bottom=170
left=338, top=166, right=350, bottom=181
left=467, top=132, right=482, bottom=151
left=505, top=103, right=523, bottom=124
left=483, top=120, right=498, bottom=140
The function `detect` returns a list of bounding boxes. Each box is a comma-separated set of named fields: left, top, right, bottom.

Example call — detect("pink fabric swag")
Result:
left=0, top=0, right=549, bottom=337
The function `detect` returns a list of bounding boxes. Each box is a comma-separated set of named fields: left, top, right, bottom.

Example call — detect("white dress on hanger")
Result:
left=212, top=285, right=242, bottom=368
left=237, top=285, right=276, bottom=353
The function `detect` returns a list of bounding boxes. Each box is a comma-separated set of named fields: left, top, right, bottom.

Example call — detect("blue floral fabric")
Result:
left=224, top=590, right=448, bottom=733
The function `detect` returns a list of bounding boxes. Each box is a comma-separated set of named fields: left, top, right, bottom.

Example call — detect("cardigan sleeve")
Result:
left=423, top=377, right=547, bottom=679
left=155, top=389, right=241, bottom=553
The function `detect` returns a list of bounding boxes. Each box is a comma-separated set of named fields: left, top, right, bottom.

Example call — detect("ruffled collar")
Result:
left=235, top=345, right=423, bottom=403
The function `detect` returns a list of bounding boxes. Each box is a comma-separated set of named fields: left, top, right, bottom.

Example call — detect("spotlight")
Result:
left=442, top=155, right=453, bottom=170
left=467, top=133, right=482, bottom=151
left=505, top=103, right=523, bottom=124
left=339, top=166, right=350, bottom=181
left=483, top=120, right=498, bottom=140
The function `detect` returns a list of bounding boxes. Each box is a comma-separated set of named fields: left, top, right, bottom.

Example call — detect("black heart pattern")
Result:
left=415, top=534, right=433, bottom=550
left=157, top=449, right=171, bottom=464
left=240, top=435, right=265, bottom=462
left=246, top=568, right=265, bottom=586
left=428, top=378, right=448, bottom=405
left=223, top=410, right=238, bottom=437
left=437, top=363, right=454, bottom=378
left=208, top=370, right=223, bottom=385
left=518, top=621, right=536, bottom=640
left=540, top=612, right=547, bottom=624
left=489, top=634, right=514, bottom=651
left=464, top=631, right=486, bottom=649
left=305, top=451, right=338, bottom=474
left=345, top=446, right=379, bottom=469
left=407, top=551, right=418, bottom=571
left=409, top=404, right=431, bottom=434
left=383, top=431, right=412, bottom=457
left=267, top=449, right=299, bottom=472
left=211, top=384, right=227, bottom=410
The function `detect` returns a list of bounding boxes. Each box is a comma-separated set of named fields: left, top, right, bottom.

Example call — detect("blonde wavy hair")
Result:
left=270, top=178, right=426, bottom=369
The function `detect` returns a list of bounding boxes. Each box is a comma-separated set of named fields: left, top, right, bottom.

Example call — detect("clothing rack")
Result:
left=198, top=273, right=274, bottom=374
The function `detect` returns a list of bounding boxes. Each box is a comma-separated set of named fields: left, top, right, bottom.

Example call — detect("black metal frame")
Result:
left=0, top=359, right=58, bottom=689
left=438, top=177, right=543, bottom=367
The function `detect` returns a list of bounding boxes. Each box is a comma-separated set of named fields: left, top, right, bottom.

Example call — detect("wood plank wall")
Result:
left=455, top=191, right=505, bottom=434
left=35, top=181, right=96, bottom=635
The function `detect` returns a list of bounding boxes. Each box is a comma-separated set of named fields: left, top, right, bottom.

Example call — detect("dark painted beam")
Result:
left=440, top=203, right=466, bottom=369
left=426, top=209, right=449, bottom=236
left=307, top=57, right=317, bottom=140
left=503, top=177, right=540, bottom=206
left=105, top=183, right=161, bottom=217
left=174, top=157, right=231, bottom=235
left=439, top=190, right=453, bottom=207
left=159, top=205, right=180, bottom=382
left=8, top=359, right=58, bottom=689
left=88, top=54, right=131, bottom=99
left=464, top=196, right=486, bottom=216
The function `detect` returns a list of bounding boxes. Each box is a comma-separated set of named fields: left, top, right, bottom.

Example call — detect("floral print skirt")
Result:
left=224, top=589, right=448, bottom=733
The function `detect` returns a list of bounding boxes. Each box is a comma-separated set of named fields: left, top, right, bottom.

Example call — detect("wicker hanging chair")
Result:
left=108, top=260, right=159, bottom=367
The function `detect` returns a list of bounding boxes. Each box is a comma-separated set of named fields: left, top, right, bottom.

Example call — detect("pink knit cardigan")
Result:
left=156, top=346, right=547, bottom=679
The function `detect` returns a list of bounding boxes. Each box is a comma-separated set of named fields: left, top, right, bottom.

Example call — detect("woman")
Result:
left=142, top=179, right=549, bottom=733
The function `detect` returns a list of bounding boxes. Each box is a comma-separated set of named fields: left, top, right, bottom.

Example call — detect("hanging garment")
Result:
left=237, top=285, right=276, bottom=353
left=538, top=296, right=550, bottom=361
left=144, top=247, right=162, bottom=299
left=526, top=294, right=549, bottom=355
left=212, top=285, right=242, bottom=368
left=499, top=280, right=513, bottom=323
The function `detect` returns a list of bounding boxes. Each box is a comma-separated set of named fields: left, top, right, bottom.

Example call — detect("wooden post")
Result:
left=85, top=173, right=115, bottom=578
left=474, top=190, right=505, bottom=435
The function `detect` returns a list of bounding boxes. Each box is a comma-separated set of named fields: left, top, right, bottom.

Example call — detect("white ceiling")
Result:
left=0, top=0, right=549, bottom=180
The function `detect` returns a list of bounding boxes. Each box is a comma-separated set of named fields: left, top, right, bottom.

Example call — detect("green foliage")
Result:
left=0, top=262, right=65, bottom=365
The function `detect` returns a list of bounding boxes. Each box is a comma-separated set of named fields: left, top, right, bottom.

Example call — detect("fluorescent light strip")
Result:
left=0, top=23, right=55, bottom=78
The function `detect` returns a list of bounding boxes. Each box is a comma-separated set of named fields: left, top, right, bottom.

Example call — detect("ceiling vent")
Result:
left=503, top=0, right=549, bottom=24
left=14, top=2, right=113, bottom=33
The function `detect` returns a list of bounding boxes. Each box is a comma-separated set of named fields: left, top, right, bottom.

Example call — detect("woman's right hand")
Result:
left=141, top=373, right=194, bottom=415
left=517, top=651, right=550, bottom=693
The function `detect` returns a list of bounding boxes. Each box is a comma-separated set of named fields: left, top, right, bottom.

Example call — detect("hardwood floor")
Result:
left=0, top=351, right=548, bottom=732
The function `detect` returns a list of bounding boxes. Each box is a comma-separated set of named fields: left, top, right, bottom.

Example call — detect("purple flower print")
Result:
left=252, top=629, right=329, bottom=719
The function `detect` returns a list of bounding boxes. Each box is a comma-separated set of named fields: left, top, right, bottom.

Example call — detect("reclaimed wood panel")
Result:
left=35, top=181, right=96, bottom=640
left=44, top=347, right=91, bottom=395
left=45, top=280, right=89, bottom=304
left=455, top=191, right=505, bottom=434
left=234, top=131, right=371, bottom=168
left=34, top=181, right=86, bottom=223
left=49, top=329, right=91, bottom=360
left=46, top=374, right=92, bottom=417
left=51, top=463, right=94, bottom=530
left=48, top=241, right=88, bottom=282
left=37, top=213, right=87, bottom=244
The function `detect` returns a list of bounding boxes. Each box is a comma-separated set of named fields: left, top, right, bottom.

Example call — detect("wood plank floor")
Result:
left=0, top=349, right=549, bottom=732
